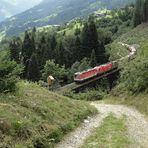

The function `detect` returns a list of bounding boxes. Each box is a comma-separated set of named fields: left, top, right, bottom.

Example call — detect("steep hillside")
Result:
left=0, top=0, right=134, bottom=36
left=110, top=23, right=148, bottom=60
left=107, top=23, right=148, bottom=116
left=0, top=81, right=96, bottom=147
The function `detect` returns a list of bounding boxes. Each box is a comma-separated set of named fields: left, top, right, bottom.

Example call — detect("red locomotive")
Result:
left=74, top=62, right=117, bottom=82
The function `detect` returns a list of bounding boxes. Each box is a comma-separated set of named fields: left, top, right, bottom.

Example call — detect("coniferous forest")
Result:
left=7, top=5, right=135, bottom=86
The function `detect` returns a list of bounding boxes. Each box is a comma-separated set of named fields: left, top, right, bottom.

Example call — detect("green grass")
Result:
left=0, top=81, right=97, bottom=147
left=107, top=23, right=148, bottom=117
left=81, top=114, right=130, bottom=148
left=104, top=93, right=148, bottom=116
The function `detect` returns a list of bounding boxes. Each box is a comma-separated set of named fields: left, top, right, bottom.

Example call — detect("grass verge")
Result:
left=104, top=93, right=148, bottom=116
left=81, top=114, right=130, bottom=148
left=0, top=81, right=97, bottom=147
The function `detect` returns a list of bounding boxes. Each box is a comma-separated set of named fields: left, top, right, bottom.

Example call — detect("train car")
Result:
left=74, top=68, right=98, bottom=82
left=74, top=63, right=114, bottom=82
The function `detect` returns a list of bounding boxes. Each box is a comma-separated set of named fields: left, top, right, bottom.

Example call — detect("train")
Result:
left=74, top=44, right=137, bottom=82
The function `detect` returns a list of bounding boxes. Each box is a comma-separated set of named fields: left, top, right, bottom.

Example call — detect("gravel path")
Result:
left=56, top=103, right=148, bottom=148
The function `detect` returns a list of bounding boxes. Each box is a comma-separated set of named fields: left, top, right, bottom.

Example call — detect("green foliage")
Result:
left=27, top=53, right=40, bottom=82
left=143, top=0, right=148, bottom=22
left=65, top=88, right=107, bottom=101
left=9, top=37, right=22, bottom=64
left=81, top=114, right=130, bottom=148
left=0, top=81, right=97, bottom=147
left=42, top=60, right=67, bottom=84
left=90, top=49, right=97, bottom=67
left=0, top=55, right=23, bottom=93
left=133, top=0, right=145, bottom=27
left=118, top=56, right=148, bottom=94
left=78, top=58, right=91, bottom=72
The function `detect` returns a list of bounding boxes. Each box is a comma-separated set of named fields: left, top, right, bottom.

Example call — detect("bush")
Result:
left=65, top=88, right=107, bottom=101
left=42, top=60, right=67, bottom=84
left=116, top=56, right=148, bottom=94
left=0, top=55, right=23, bottom=93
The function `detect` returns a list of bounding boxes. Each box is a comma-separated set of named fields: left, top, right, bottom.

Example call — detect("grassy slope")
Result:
left=108, top=23, right=148, bottom=116
left=81, top=114, right=130, bottom=148
left=110, top=23, right=148, bottom=60
left=105, top=93, right=148, bottom=116
left=0, top=81, right=97, bottom=147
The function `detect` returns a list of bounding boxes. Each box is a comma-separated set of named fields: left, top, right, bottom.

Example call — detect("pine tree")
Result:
left=97, top=42, right=108, bottom=65
left=81, top=22, right=90, bottom=57
left=50, top=35, right=57, bottom=51
left=90, top=49, right=97, bottom=67
left=37, top=35, right=49, bottom=69
left=9, top=38, right=21, bottom=63
left=88, top=20, right=99, bottom=52
left=27, top=53, right=40, bottom=82
left=55, top=41, right=65, bottom=65
left=22, top=31, right=36, bottom=77
left=134, top=0, right=144, bottom=27
left=22, top=31, right=33, bottom=60
left=144, top=0, right=148, bottom=22
left=73, top=36, right=81, bottom=61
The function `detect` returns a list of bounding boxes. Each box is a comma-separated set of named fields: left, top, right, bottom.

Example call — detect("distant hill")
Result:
left=0, top=0, right=19, bottom=22
left=0, top=0, right=42, bottom=22
left=0, top=0, right=135, bottom=36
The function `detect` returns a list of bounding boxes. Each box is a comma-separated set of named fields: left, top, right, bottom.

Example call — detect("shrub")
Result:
left=65, top=88, right=107, bottom=101
left=0, top=55, right=23, bottom=93
left=42, top=60, right=67, bottom=84
left=116, top=56, right=148, bottom=94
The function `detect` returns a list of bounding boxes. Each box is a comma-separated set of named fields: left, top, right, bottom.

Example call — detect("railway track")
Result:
left=58, top=68, right=120, bottom=93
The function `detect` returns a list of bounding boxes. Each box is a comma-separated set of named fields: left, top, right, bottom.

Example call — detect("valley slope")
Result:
left=0, top=0, right=134, bottom=36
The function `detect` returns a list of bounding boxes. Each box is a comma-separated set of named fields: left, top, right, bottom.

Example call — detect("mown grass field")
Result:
left=81, top=114, right=130, bottom=148
left=0, top=81, right=97, bottom=147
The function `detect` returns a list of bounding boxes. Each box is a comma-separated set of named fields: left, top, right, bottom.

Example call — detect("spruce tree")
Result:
left=9, top=39, right=20, bottom=63
left=22, top=31, right=33, bottom=60
left=97, top=42, right=108, bottom=65
left=37, top=35, right=48, bottom=69
left=88, top=20, right=99, bottom=53
left=81, top=22, right=90, bottom=57
left=22, top=31, right=36, bottom=77
left=27, top=53, right=40, bottom=82
left=55, top=41, right=65, bottom=65
left=134, top=0, right=144, bottom=27
left=50, top=35, right=57, bottom=59
left=144, top=0, right=148, bottom=22
left=90, top=49, right=97, bottom=67
left=50, top=35, right=57, bottom=51
left=73, top=36, right=81, bottom=61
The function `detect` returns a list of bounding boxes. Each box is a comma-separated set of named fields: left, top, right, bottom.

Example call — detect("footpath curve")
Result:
left=56, top=103, right=148, bottom=148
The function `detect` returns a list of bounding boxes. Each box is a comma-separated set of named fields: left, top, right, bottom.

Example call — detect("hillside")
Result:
left=107, top=23, right=148, bottom=115
left=0, top=0, right=134, bottom=36
left=0, top=0, right=41, bottom=22
left=110, top=23, right=148, bottom=60
left=0, top=81, right=96, bottom=147
left=0, top=0, right=19, bottom=22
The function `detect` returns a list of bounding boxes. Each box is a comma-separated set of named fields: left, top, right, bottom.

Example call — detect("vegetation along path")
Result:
left=56, top=103, right=148, bottom=148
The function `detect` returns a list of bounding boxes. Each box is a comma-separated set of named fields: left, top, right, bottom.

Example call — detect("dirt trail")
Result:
left=56, top=103, right=148, bottom=148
